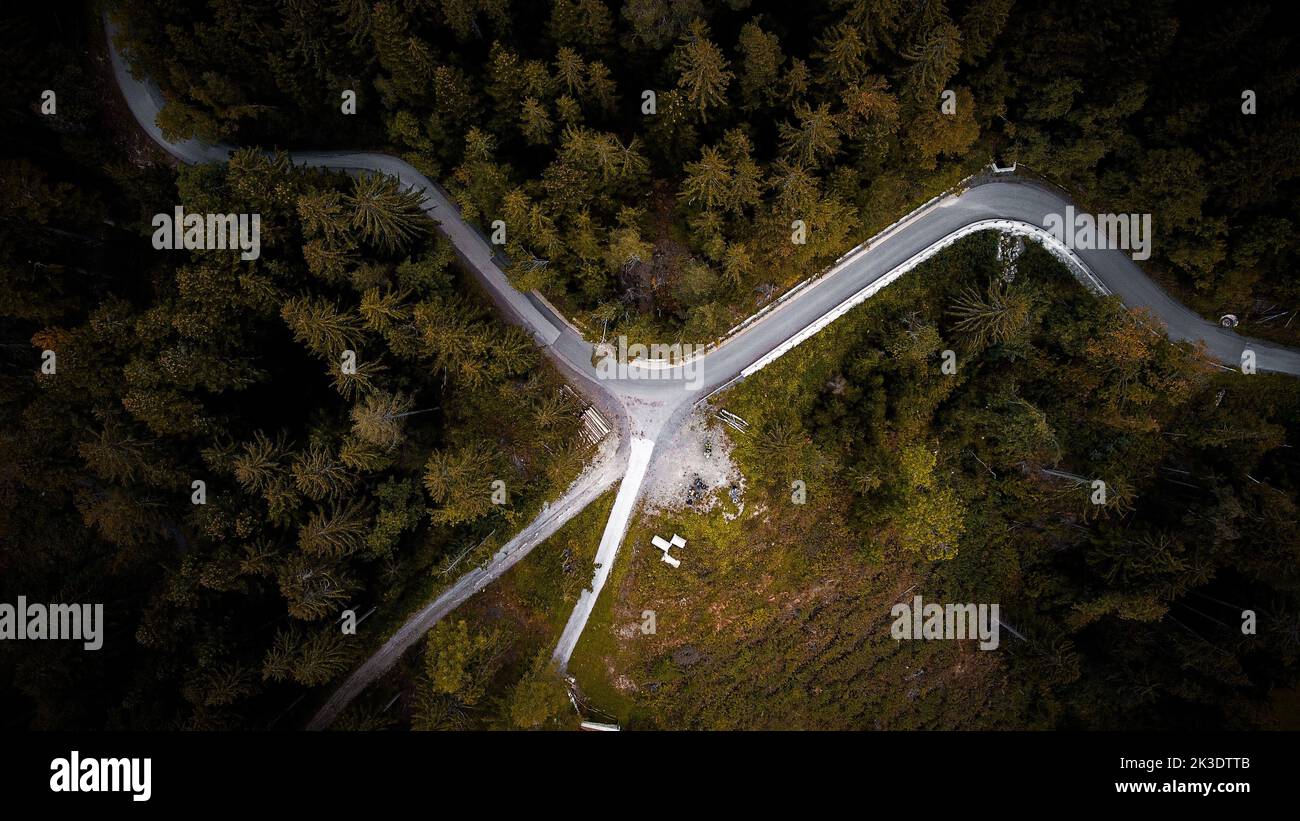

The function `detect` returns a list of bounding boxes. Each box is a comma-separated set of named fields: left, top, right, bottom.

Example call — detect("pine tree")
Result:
left=291, top=443, right=355, bottom=501
left=339, top=437, right=393, bottom=473
left=905, top=87, right=979, bottom=169
left=369, top=2, right=435, bottom=102
left=359, top=287, right=412, bottom=332
left=329, top=355, right=386, bottom=400
left=350, top=390, right=418, bottom=449
left=262, top=627, right=299, bottom=682
left=519, top=97, right=555, bottom=145
left=491, top=326, right=538, bottom=377
left=508, top=652, right=570, bottom=729
left=424, top=619, right=506, bottom=706
left=768, top=158, right=820, bottom=217
left=78, top=425, right=150, bottom=484
left=532, top=392, right=575, bottom=430
left=345, top=173, right=430, bottom=254
left=297, top=188, right=350, bottom=245
left=584, top=60, right=618, bottom=112
left=680, top=145, right=732, bottom=209
left=815, top=22, right=868, bottom=87
left=672, top=20, right=733, bottom=122
left=959, top=0, right=1014, bottom=65
left=281, top=297, right=364, bottom=358
left=298, top=500, right=370, bottom=557
left=555, top=48, right=587, bottom=96
left=779, top=103, right=842, bottom=167
left=947, top=277, right=1031, bottom=348
left=839, top=75, right=900, bottom=141
left=622, top=0, right=703, bottom=50
left=722, top=243, right=752, bottom=288
left=275, top=555, right=353, bottom=618
left=291, top=627, right=354, bottom=684
left=845, top=0, right=904, bottom=60
left=900, top=22, right=962, bottom=101
left=548, top=0, right=614, bottom=51
left=233, top=431, right=288, bottom=493
left=423, top=444, right=497, bottom=525
left=736, top=22, right=783, bottom=110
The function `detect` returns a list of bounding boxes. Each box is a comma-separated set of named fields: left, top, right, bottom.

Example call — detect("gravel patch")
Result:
left=642, top=406, right=744, bottom=514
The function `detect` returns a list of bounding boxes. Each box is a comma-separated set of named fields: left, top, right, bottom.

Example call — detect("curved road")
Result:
left=105, top=15, right=1300, bottom=729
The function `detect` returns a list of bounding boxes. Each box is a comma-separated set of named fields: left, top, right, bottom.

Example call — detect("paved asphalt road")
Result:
left=106, top=15, right=1300, bottom=729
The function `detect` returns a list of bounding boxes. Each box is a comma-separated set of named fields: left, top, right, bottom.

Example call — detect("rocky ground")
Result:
left=641, top=405, right=745, bottom=516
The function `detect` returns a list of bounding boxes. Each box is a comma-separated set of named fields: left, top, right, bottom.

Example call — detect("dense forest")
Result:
left=1, top=4, right=592, bottom=729
left=581, top=234, right=1300, bottom=730
left=2, top=0, right=1298, bottom=732
left=110, top=0, right=1300, bottom=344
